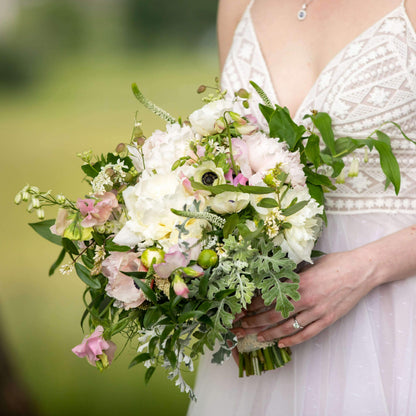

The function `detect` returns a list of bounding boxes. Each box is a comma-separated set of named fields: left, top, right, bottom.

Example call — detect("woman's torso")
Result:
left=220, top=0, right=416, bottom=216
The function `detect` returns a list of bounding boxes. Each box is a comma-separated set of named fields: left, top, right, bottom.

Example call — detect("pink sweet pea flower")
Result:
left=154, top=250, right=188, bottom=279
left=101, top=252, right=147, bottom=310
left=225, top=169, right=248, bottom=186
left=72, top=326, right=116, bottom=365
left=172, top=275, right=189, bottom=298
left=77, top=192, right=118, bottom=227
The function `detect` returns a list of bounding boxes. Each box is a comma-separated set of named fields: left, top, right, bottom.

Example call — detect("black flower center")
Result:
left=201, top=171, right=218, bottom=186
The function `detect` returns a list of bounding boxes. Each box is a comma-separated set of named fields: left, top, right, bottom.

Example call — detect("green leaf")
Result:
left=214, top=288, right=236, bottom=300
left=131, top=277, right=157, bottom=304
left=375, top=130, right=391, bottom=145
left=304, top=167, right=337, bottom=190
left=74, top=263, right=101, bottom=289
left=109, top=318, right=130, bottom=336
left=29, top=220, right=62, bottom=246
left=223, top=213, right=240, bottom=238
left=143, top=307, right=162, bottom=328
left=190, top=180, right=274, bottom=195
left=258, top=103, right=274, bottom=122
left=82, top=254, right=94, bottom=269
left=178, top=310, right=205, bottom=323
left=268, top=106, right=306, bottom=150
left=331, top=136, right=359, bottom=157
left=372, top=140, right=401, bottom=194
left=124, top=271, right=148, bottom=279
left=129, top=353, right=151, bottom=369
left=307, top=182, right=325, bottom=206
left=257, top=198, right=279, bottom=208
left=309, top=112, right=336, bottom=155
left=81, top=164, right=100, bottom=178
left=62, top=238, right=79, bottom=255
left=105, top=239, right=131, bottom=252
left=304, top=134, right=321, bottom=168
left=281, top=200, right=308, bottom=217
left=48, top=248, right=66, bottom=276
left=198, top=274, right=209, bottom=297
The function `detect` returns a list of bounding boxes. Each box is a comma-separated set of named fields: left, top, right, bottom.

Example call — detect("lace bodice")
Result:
left=221, top=1, right=416, bottom=214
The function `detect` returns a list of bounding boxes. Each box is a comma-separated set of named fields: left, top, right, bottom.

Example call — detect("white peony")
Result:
left=128, top=123, right=194, bottom=175
left=113, top=171, right=207, bottom=250
left=189, top=99, right=234, bottom=136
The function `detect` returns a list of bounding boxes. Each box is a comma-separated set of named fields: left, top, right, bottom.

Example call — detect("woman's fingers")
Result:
left=255, top=310, right=314, bottom=342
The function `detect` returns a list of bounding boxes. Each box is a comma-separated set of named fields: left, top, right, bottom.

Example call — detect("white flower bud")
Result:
left=21, top=191, right=29, bottom=201
left=348, top=158, right=359, bottom=177
left=29, top=186, right=40, bottom=193
left=336, top=168, right=346, bottom=184
left=364, top=148, right=369, bottom=163
left=14, top=193, right=22, bottom=205
left=36, top=208, right=45, bottom=219
left=32, top=197, right=40, bottom=208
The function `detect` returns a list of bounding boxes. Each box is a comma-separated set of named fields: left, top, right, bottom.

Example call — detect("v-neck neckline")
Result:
left=246, top=4, right=405, bottom=122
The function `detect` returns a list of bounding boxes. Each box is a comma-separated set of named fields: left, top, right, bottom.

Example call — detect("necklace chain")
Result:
left=298, top=0, right=314, bottom=21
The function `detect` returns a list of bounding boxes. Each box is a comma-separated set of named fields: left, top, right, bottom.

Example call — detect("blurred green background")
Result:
left=1, top=0, right=218, bottom=414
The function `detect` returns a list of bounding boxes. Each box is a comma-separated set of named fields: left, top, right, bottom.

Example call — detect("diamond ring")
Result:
left=292, top=317, right=304, bottom=330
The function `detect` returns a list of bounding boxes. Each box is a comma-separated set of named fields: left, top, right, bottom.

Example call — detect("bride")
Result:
left=188, top=0, right=416, bottom=414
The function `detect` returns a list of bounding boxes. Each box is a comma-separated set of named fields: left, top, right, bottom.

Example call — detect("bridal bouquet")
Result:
left=16, top=80, right=407, bottom=398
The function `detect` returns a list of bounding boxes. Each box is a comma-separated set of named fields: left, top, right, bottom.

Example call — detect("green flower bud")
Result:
left=115, top=143, right=126, bottom=154
left=242, top=100, right=250, bottom=109
left=197, top=249, right=218, bottom=269
left=141, top=247, right=165, bottom=269
left=236, top=88, right=250, bottom=99
left=197, top=85, right=207, bottom=94
left=56, top=194, right=66, bottom=204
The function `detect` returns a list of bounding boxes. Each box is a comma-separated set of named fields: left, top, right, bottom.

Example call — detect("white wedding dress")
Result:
left=188, top=0, right=416, bottom=415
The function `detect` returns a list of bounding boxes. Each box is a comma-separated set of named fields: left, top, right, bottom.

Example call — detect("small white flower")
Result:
left=59, top=263, right=74, bottom=275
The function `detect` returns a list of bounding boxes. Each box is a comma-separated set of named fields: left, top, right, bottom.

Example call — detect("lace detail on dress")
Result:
left=221, top=5, right=416, bottom=214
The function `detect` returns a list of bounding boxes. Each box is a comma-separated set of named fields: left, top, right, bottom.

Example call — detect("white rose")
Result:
left=189, top=99, right=234, bottom=136
left=113, top=171, right=207, bottom=249
left=209, top=191, right=250, bottom=214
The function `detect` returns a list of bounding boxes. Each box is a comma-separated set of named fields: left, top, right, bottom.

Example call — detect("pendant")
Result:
left=297, top=5, right=307, bottom=21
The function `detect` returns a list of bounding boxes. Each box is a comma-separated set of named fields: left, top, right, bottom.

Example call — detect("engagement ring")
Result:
left=292, top=317, right=304, bottom=330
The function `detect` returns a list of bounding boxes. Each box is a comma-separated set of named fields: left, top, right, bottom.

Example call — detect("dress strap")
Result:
left=401, top=0, right=406, bottom=7
left=247, top=0, right=256, bottom=11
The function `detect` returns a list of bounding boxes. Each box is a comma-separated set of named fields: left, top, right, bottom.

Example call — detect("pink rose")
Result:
left=77, top=192, right=118, bottom=228
left=101, top=252, right=147, bottom=310
left=72, top=326, right=116, bottom=365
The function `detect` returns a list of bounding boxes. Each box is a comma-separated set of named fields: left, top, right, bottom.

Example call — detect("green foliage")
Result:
left=29, top=219, right=62, bottom=246
left=249, top=239, right=299, bottom=318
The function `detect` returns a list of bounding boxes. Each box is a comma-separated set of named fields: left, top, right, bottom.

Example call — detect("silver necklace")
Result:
left=297, top=0, right=314, bottom=21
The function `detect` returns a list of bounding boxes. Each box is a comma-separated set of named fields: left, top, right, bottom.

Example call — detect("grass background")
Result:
left=1, top=48, right=218, bottom=415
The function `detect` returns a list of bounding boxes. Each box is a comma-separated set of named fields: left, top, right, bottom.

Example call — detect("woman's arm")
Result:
left=234, top=224, right=416, bottom=348
left=217, top=0, right=251, bottom=69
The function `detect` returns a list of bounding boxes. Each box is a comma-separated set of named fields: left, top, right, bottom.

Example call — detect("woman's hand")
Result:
left=232, top=249, right=378, bottom=348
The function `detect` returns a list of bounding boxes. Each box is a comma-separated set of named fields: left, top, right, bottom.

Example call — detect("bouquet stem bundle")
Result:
left=238, top=345, right=291, bottom=377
